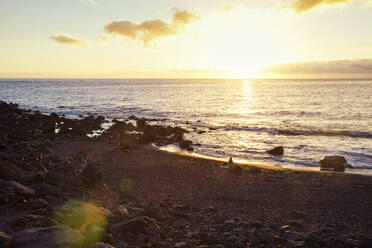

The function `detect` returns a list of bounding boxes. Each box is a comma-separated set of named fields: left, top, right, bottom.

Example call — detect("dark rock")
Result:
left=0, top=179, right=35, bottom=198
left=31, top=172, right=46, bottom=183
left=144, top=207, right=162, bottom=220
left=13, top=227, right=58, bottom=248
left=94, top=242, right=116, bottom=248
left=346, top=239, right=361, bottom=248
left=179, top=140, right=193, bottom=150
left=29, top=198, right=49, bottom=209
left=361, top=239, right=372, bottom=248
left=114, top=217, right=151, bottom=234
left=320, top=155, right=351, bottom=172
left=0, top=160, right=24, bottom=181
left=266, top=146, right=284, bottom=156
left=0, top=231, right=13, bottom=248
left=174, top=241, right=187, bottom=248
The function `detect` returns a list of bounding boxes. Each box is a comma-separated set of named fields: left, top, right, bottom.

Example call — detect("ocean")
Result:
left=1, top=78, right=371, bottom=174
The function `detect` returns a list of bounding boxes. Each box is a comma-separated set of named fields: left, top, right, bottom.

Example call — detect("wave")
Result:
left=217, top=126, right=372, bottom=139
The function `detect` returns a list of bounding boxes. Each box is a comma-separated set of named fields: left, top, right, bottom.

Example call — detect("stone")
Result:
left=346, top=239, right=361, bottom=248
left=0, top=179, right=35, bottom=198
left=94, top=242, right=116, bottom=248
left=361, top=239, right=372, bottom=248
left=320, top=155, right=351, bottom=172
left=0, top=231, right=13, bottom=248
left=174, top=241, right=187, bottom=248
left=144, top=207, right=162, bottom=220
left=114, top=217, right=151, bottom=234
left=266, top=146, right=284, bottom=156
left=224, top=219, right=236, bottom=225
left=13, top=227, right=58, bottom=248
left=0, top=160, right=24, bottom=181
left=30, top=198, right=49, bottom=209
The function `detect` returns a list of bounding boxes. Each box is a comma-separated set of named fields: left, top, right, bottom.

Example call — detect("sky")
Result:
left=0, top=0, right=372, bottom=78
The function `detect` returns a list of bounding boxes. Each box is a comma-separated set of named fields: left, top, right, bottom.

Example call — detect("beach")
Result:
left=1, top=79, right=371, bottom=174
left=1, top=100, right=372, bottom=248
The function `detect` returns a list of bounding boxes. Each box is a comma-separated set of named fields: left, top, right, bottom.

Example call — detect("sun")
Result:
left=191, top=7, right=292, bottom=78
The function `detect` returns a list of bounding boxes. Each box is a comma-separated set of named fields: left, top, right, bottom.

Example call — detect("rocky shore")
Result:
left=0, top=100, right=372, bottom=248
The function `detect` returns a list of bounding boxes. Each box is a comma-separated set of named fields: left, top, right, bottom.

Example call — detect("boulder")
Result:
left=320, top=155, right=351, bottom=172
left=266, top=146, right=284, bottom=156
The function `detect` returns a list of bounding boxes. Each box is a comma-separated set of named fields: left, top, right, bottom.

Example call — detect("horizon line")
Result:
left=1, top=77, right=372, bottom=81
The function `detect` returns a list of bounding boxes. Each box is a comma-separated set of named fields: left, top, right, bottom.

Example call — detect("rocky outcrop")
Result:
left=266, top=146, right=284, bottom=156
left=320, top=155, right=351, bottom=172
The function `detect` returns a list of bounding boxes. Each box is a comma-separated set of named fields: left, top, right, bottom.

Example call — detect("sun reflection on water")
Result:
left=237, top=80, right=257, bottom=114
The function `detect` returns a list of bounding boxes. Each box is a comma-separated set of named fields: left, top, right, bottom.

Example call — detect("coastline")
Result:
left=1, top=100, right=372, bottom=247
left=154, top=144, right=286, bottom=171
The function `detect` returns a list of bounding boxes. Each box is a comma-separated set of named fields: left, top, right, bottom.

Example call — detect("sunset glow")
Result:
left=1, top=0, right=372, bottom=78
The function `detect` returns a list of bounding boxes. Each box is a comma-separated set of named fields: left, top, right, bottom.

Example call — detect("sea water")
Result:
left=0, top=79, right=371, bottom=174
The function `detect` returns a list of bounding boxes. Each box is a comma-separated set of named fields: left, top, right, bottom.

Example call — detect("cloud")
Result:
left=104, top=10, right=198, bottom=46
left=218, top=5, right=236, bottom=12
left=264, top=59, right=372, bottom=77
left=172, top=10, right=199, bottom=26
left=291, top=0, right=349, bottom=12
left=50, top=34, right=88, bottom=47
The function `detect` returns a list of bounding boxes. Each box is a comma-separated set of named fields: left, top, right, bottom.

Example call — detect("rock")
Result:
left=114, top=217, right=151, bottom=234
left=266, top=146, right=284, bottom=156
left=287, top=240, right=306, bottom=247
left=179, top=140, right=193, bottom=150
left=320, top=155, right=351, bottom=172
left=224, top=219, right=236, bottom=225
left=0, top=179, right=35, bottom=198
left=346, top=239, right=361, bottom=248
left=174, top=241, right=187, bottom=247
left=0, top=231, right=13, bottom=248
left=0, top=160, right=24, bottom=181
left=94, top=242, right=116, bottom=248
left=29, top=198, right=49, bottom=209
left=361, top=239, right=372, bottom=248
left=13, top=227, right=58, bottom=248
left=144, top=207, right=162, bottom=220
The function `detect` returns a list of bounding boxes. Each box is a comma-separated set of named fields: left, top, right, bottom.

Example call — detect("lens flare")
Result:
left=53, top=200, right=107, bottom=248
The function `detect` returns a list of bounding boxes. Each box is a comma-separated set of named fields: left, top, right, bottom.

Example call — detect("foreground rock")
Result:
left=12, top=227, right=58, bottom=248
left=0, top=160, right=24, bottom=182
left=0, top=231, right=13, bottom=248
left=0, top=179, right=35, bottom=198
left=320, top=155, right=351, bottom=172
left=266, top=146, right=284, bottom=156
